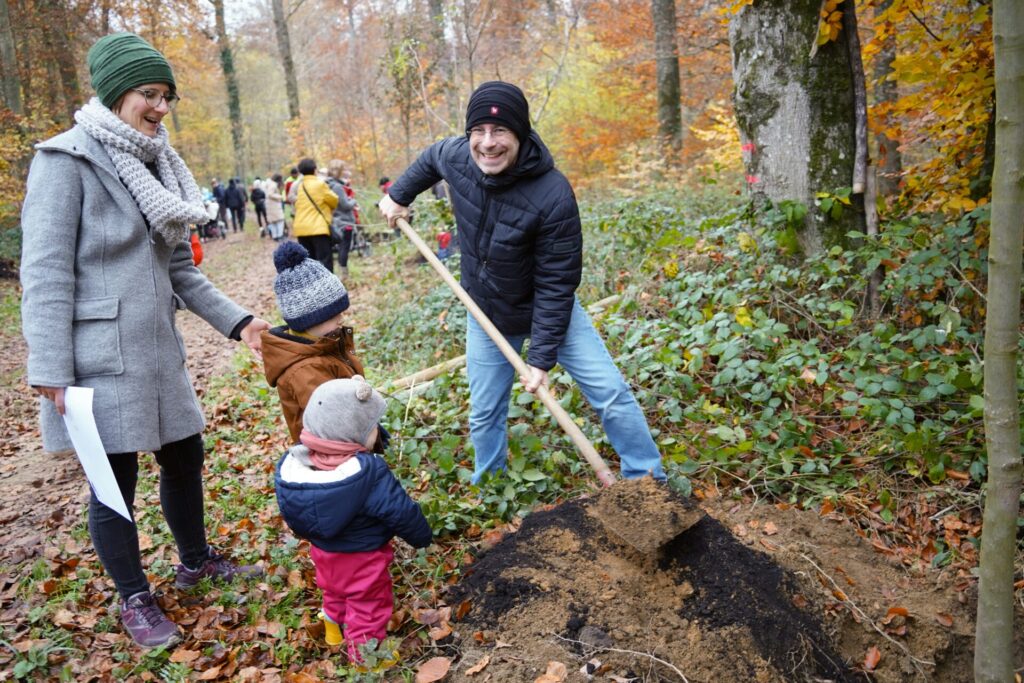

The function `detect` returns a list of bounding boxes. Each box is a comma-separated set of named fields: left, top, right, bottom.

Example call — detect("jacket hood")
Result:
left=262, top=325, right=353, bottom=387
left=275, top=446, right=374, bottom=541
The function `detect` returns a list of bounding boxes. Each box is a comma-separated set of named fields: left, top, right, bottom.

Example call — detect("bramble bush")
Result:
left=368, top=191, right=1021, bottom=521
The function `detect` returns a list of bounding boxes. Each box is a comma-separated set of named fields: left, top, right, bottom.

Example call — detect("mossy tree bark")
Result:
left=212, top=0, right=246, bottom=180
left=873, top=0, right=902, bottom=198
left=729, top=0, right=865, bottom=256
left=652, top=0, right=683, bottom=155
left=974, top=2, right=1024, bottom=682
left=0, top=0, right=20, bottom=115
left=271, top=0, right=300, bottom=123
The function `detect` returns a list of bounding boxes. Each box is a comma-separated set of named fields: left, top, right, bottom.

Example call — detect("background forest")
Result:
left=1, top=1, right=1022, bottom=682
left=0, top=0, right=997, bottom=224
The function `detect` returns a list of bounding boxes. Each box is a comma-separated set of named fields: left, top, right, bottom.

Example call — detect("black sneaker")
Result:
left=120, top=591, right=182, bottom=648
left=174, top=551, right=263, bottom=590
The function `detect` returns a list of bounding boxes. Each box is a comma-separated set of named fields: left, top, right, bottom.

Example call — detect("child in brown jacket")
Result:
left=261, top=242, right=365, bottom=443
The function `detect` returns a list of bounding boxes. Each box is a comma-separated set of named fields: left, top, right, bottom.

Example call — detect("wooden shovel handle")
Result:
left=394, top=217, right=616, bottom=487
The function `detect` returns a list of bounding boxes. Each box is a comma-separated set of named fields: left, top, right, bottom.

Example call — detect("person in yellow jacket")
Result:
left=287, top=157, right=338, bottom=271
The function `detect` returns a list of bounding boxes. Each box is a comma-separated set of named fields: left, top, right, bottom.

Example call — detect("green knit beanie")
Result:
left=87, top=33, right=176, bottom=109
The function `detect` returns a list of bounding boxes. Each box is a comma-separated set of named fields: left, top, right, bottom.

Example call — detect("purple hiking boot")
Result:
left=174, top=551, right=263, bottom=590
left=120, top=591, right=182, bottom=648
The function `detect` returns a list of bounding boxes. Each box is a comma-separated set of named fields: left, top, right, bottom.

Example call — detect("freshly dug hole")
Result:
left=445, top=491, right=856, bottom=682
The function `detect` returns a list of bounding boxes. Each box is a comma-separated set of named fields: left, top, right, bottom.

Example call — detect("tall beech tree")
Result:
left=0, top=0, right=19, bottom=114
left=651, top=0, right=682, bottom=154
left=729, top=0, right=865, bottom=255
left=974, top=2, right=1024, bottom=681
left=211, top=0, right=245, bottom=179
left=271, top=0, right=300, bottom=122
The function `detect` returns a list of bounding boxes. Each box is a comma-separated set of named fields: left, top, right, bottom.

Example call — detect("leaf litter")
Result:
left=0, top=234, right=1021, bottom=681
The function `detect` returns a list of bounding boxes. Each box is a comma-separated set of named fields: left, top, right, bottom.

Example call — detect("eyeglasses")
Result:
left=132, top=88, right=180, bottom=110
left=469, top=126, right=513, bottom=140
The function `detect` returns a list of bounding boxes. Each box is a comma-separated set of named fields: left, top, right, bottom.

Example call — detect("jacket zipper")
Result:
left=475, top=194, right=493, bottom=278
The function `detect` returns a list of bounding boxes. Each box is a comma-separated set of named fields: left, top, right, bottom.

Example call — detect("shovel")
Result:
left=393, top=217, right=704, bottom=552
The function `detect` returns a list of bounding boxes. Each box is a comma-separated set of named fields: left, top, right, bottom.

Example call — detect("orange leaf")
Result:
left=935, top=612, right=954, bottom=627
left=429, top=622, right=453, bottom=641
left=415, top=657, right=451, bottom=683
left=763, top=521, right=779, bottom=536
left=170, top=649, right=201, bottom=664
left=534, top=661, right=569, bottom=683
left=465, top=655, right=490, bottom=676
left=198, top=666, right=223, bottom=681
left=880, top=606, right=909, bottom=625
left=864, top=646, right=882, bottom=671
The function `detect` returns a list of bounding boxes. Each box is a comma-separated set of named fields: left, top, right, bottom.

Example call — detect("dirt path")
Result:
left=0, top=232, right=292, bottom=571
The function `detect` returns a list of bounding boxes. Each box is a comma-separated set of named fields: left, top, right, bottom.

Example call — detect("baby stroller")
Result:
left=201, top=199, right=227, bottom=240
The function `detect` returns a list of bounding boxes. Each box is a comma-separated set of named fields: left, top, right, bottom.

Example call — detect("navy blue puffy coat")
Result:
left=388, top=132, right=582, bottom=371
left=274, top=449, right=432, bottom=553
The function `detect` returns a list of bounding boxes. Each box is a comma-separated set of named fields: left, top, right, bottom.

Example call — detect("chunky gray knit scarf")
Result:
left=74, top=98, right=206, bottom=245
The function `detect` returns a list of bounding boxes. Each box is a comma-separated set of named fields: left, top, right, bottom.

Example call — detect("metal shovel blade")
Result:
left=592, top=477, right=706, bottom=554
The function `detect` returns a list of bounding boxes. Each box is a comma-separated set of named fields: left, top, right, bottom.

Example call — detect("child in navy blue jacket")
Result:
left=274, top=377, right=432, bottom=660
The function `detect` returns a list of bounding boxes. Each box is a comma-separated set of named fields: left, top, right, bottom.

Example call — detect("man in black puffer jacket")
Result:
left=380, top=81, right=664, bottom=484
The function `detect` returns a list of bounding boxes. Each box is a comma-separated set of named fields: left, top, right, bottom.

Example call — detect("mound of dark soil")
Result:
left=441, top=478, right=1016, bottom=682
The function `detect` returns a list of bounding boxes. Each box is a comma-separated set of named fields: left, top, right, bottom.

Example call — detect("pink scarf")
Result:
left=300, top=429, right=365, bottom=471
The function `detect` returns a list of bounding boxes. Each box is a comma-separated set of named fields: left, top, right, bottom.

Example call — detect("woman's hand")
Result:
left=521, top=366, right=549, bottom=394
left=240, top=318, right=272, bottom=359
left=34, top=386, right=67, bottom=415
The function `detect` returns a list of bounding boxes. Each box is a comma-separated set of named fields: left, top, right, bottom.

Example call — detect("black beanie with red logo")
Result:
left=465, top=81, right=531, bottom=142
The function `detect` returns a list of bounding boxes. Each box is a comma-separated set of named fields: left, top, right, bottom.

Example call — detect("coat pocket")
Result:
left=72, top=297, right=124, bottom=377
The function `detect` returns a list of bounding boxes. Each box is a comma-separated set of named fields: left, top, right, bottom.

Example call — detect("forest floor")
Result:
left=0, top=230, right=1020, bottom=682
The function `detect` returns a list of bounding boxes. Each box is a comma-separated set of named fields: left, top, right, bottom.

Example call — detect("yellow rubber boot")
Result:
left=320, top=611, right=343, bottom=646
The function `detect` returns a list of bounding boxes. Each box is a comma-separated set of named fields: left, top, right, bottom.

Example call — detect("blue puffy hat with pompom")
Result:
left=272, top=241, right=349, bottom=331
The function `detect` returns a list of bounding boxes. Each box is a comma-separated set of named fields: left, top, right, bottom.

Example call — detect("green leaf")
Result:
left=521, top=469, right=546, bottom=482
left=969, top=394, right=985, bottom=412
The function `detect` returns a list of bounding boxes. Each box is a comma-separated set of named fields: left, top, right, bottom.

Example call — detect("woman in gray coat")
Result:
left=20, top=33, right=270, bottom=649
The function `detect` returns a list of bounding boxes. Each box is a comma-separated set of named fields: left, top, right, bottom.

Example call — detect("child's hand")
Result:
left=240, top=318, right=272, bottom=358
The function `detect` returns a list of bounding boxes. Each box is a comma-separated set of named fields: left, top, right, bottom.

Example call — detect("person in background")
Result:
left=325, top=160, right=358, bottom=278
left=250, top=177, right=268, bottom=237
left=287, top=157, right=337, bottom=271
left=274, top=377, right=432, bottom=659
left=265, top=173, right=286, bottom=242
left=224, top=177, right=247, bottom=232
left=378, top=81, right=665, bottom=484
left=20, top=32, right=269, bottom=649
left=211, top=178, right=228, bottom=231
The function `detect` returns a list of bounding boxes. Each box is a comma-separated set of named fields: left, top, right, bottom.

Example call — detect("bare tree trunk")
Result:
left=974, top=2, right=1024, bottom=682
left=271, top=0, right=300, bottom=121
left=212, top=0, right=246, bottom=179
left=428, top=0, right=458, bottom=130
left=843, top=0, right=867, bottom=194
left=873, top=0, right=902, bottom=197
left=0, top=0, right=20, bottom=114
left=729, top=0, right=865, bottom=256
left=39, top=0, right=80, bottom=124
left=651, top=0, right=682, bottom=153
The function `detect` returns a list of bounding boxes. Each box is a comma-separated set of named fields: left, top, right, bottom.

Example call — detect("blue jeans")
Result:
left=466, top=298, right=665, bottom=483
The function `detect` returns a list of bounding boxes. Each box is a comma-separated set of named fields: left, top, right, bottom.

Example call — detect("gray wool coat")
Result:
left=20, top=125, right=251, bottom=454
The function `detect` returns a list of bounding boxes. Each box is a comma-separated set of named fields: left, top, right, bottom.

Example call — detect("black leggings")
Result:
left=88, top=433, right=210, bottom=600
left=229, top=207, right=245, bottom=231
left=335, top=229, right=353, bottom=268
left=298, top=234, right=334, bottom=272
left=254, top=202, right=267, bottom=227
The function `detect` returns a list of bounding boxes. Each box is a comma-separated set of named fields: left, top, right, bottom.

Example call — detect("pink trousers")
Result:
left=310, top=542, right=394, bottom=660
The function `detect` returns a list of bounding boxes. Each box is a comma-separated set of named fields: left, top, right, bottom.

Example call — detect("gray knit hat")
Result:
left=273, top=241, right=349, bottom=331
left=303, top=377, right=387, bottom=446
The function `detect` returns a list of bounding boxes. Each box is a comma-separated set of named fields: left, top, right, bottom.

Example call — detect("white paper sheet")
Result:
left=61, top=386, right=132, bottom=522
